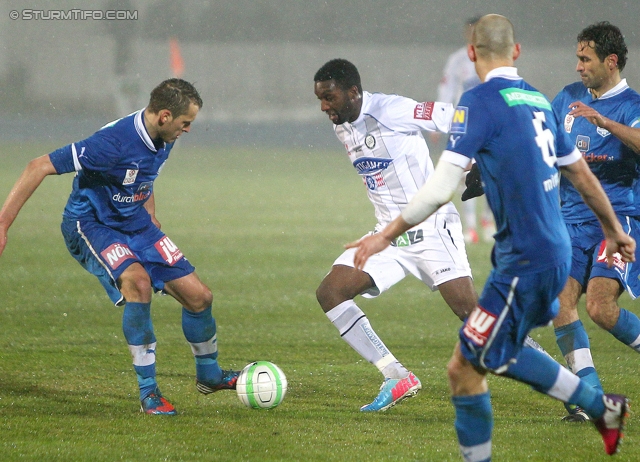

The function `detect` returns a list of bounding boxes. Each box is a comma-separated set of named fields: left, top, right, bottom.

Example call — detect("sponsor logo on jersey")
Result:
left=414, top=101, right=435, bottom=120
left=576, top=135, right=590, bottom=152
left=112, top=181, right=153, bottom=204
left=596, top=241, right=625, bottom=271
left=597, top=127, right=611, bottom=137
left=499, top=88, right=551, bottom=110
left=583, top=152, right=613, bottom=163
left=364, top=134, right=376, bottom=149
left=450, top=107, right=468, bottom=134
left=463, top=306, right=497, bottom=346
left=353, top=157, right=393, bottom=175
left=364, top=173, right=386, bottom=191
left=101, top=243, right=136, bottom=270
left=564, top=114, right=574, bottom=133
left=123, top=169, right=138, bottom=185
left=154, top=236, right=184, bottom=265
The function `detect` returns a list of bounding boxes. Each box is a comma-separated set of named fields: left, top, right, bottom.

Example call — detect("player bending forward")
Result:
left=0, top=79, right=239, bottom=415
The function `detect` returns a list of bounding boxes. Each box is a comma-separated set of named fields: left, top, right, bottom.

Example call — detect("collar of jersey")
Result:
left=485, top=66, right=520, bottom=82
left=590, top=78, right=629, bottom=100
left=134, top=109, right=161, bottom=152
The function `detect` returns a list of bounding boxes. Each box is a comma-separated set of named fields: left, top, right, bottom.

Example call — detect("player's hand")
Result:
left=344, top=233, right=393, bottom=271
left=605, top=234, right=636, bottom=267
left=568, top=101, right=608, bottom=128
left=461, top=163, right=484, bottom=201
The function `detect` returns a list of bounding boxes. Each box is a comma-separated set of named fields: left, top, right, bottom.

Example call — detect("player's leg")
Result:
left=447, top=342, right=493, bottom=462
left=316, top=256, right=420, bottom=412
left=163, top=272, right=240, bottom=394
left=118, top=262, right=175, bottom=414
left=587, top=276, right=640, bottom=351
left=437, top=276, right=477, bottom=321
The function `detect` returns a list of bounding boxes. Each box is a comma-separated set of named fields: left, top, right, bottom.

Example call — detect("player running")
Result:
left=348, top=14, right=632, bottom=458
left=0, top=79, right=239, bottom=415
left=313, top=58, right=551, bottom=413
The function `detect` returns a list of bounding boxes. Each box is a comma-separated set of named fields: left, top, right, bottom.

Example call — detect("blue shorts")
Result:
left=566, top=215, right=639, bottom=299
left=459, top=262, right=570, bottom=373
left=61, top=218, right=195, bottom=305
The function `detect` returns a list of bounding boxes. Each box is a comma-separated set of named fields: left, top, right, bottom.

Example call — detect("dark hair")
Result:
left=466, top=15, right=481, bottom=26
left=578, top=21, right=627, bottom=71
left=147, top=78, right=203, bottom=117
left=314, top=59, right=362, bottom=93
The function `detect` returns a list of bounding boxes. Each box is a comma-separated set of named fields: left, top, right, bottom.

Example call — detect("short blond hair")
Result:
left=472, top=14, right=515, bottom=60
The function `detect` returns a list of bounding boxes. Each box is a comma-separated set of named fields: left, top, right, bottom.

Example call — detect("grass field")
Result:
left=0, top=142, right=638, bottom=461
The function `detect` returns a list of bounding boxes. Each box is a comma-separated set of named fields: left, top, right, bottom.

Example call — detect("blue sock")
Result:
left=122, top=302, right=157, bottom=400
left=609, top=308, right=640, bottom=352
left=452, top=392, right=492, bottom=462
left=182, top=306, right=222, bottom=384
left=506, top=347, right=605, bottom=418
left=554, top=320, right=602, bottom=391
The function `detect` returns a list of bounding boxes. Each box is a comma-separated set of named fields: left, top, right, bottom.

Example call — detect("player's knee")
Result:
left=585, top=298, right=617, bottom=330
left=185, top=285, right=213, bottom=313
left=120, top=274, right=152, bottom=302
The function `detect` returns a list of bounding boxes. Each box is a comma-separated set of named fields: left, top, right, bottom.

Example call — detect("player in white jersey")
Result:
left=313, top=58, right=478, bottom=412
left=432, top=16, right=495, bottom=244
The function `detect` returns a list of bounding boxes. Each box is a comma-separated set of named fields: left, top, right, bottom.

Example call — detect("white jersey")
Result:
left=334, top=91, right=456, bottom=227
left=436, top=47, right=481, bottom=105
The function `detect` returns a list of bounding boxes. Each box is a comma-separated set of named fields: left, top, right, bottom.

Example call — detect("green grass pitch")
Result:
left=0, top=143, right=638, bottom=461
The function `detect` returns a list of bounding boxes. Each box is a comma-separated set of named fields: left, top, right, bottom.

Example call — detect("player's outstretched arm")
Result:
left=0, top=155, right=57, bottom=257
left=345, top=158, right=466, bottom=270
left=560, top=157, right=636, bottom=264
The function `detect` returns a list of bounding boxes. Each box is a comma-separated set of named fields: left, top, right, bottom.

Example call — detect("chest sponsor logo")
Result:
left=576, top=135, right=590, bottom=152
left=154, top=236, right=184, bottom=266
left=462, top=306, right=497, bottom=346
left=596, top=241, right=625, bottom=271
left=353, top=157, right=393, bottom=175
left=101, top=243, right=136, bottom=270
left=123, top=169, right=138, bottom=185
left=364, top=134, right=376, bottom=149
left=597, top=127, right=611, bottom=137
left=450, top=107, right=468, bottom=134
left=414, top=101, right=435, bottom=120
left=112, top=181, right=153, bottom=204
left=364, top=173, right=386, bottom=191
left=564, top=114, right=574, bottom=133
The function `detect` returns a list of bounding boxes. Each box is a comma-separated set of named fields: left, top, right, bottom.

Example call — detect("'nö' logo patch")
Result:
left=450, top=107, right=468, bottom=134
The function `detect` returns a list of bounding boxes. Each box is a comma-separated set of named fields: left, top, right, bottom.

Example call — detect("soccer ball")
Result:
left=236, top=361, right=287, bottom=409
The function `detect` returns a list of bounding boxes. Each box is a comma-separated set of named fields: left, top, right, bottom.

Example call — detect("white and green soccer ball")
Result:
left=236, top=361, right=287, bottom=409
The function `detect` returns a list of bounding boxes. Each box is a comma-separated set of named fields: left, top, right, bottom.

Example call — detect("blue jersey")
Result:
left=552, top=80, right=640, bottom=222
left=445, top=67, right=578, bottom=275
left=49, top=110, right=173, bottom=233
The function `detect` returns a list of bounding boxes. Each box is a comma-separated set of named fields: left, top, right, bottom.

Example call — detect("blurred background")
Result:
left=0, top=0, right=639, bottom=149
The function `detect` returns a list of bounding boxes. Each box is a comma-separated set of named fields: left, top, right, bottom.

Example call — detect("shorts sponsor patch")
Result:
left=463, top=306, right=497, bottom=346
left=414, top=101, right=434, bottom=120
left=101, top=243, right=136, bottom=270
left=596, top=241, right=625, bottom=271
left=450, top=107, right=468, bottom=134
left=154, top=236, right=184, bottom=266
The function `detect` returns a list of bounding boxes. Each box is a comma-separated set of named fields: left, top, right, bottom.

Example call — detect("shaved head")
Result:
left=472, top=14, right=515, bottom=60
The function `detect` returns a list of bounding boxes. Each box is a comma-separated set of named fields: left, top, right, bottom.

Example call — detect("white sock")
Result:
left=326, top=300, right=408, bottom=379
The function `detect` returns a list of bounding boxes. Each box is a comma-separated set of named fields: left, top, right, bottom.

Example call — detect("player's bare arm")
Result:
left=560, top=157, right=636, bottom=264
left=0, top=155, right=57, bottom=257
left=569, top=100, right=640, bottom=153
left=346, top=158, right=467, bottom=270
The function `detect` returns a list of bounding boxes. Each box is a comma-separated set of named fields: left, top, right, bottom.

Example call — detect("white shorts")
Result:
left=334, top=213, right=472, bottom=298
